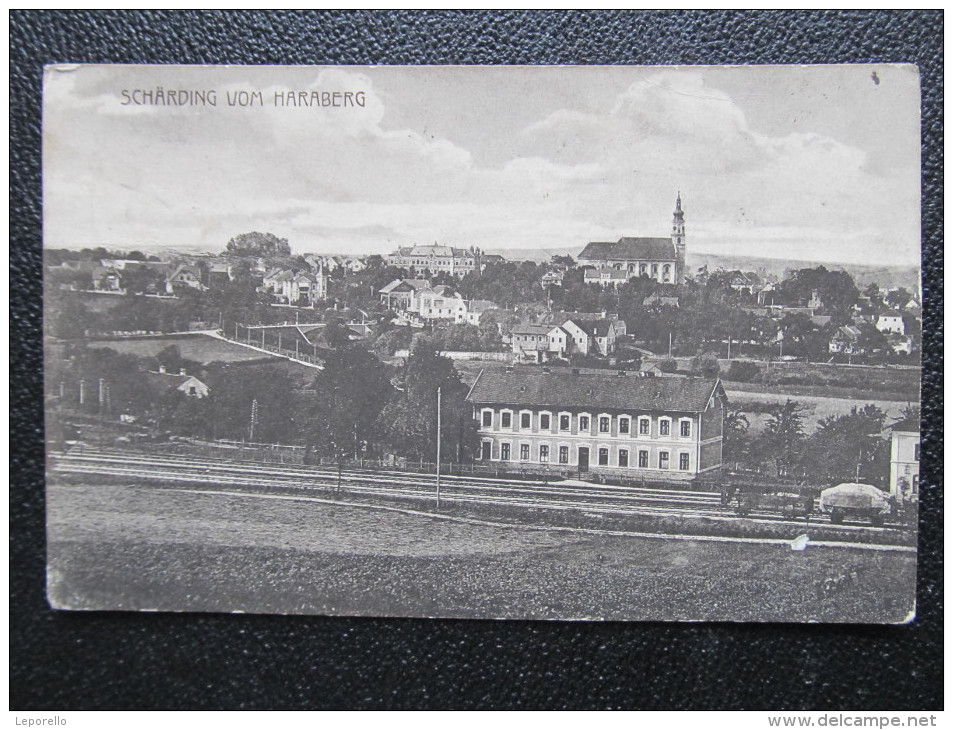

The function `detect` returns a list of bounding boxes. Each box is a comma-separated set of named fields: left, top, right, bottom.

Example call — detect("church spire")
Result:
left=672, top=191, right=686, bottom=283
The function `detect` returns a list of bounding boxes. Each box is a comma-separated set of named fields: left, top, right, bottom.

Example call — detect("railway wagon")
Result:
left=720, top=482, right=817, bottom=520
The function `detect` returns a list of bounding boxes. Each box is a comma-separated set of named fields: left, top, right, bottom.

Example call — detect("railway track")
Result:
left=49, top=449, right=901, bottom=538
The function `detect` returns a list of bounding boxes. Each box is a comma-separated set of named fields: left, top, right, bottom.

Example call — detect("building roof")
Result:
left=379, top=278, right=431, bottom=294
left=468, top=369, right=724, bottom=412
left=512, top=324, right=556, bottom=337
left=890, top=414, right=920, bottom=433
left=584, top=267, right=629, bottom=281
left=467, top=300, right=497, bottom=314
left=579, top=237, right=677, bottom=263
left=394, top=245, right=474, bottom=258
left=643, top=295, right=680, bottom=307
left=568, top=319, right=612, bottom=337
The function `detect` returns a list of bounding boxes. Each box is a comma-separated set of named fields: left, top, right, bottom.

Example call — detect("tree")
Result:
left=657, top=357, right=678, bottom=373
left=723, top=409, right=751, bottom=471
left=689, top=351, right=721, bottom=378
left=761, top=400, right=806, bottom=479
left=379, top=335, right=478, bottom=462
left=804, top=405, right=890, bottom=487
left=225, top=231, right=291, bottom=258
left=885, top=287, right=914, bottom=311
left=307, top=346, right=393, bottom=459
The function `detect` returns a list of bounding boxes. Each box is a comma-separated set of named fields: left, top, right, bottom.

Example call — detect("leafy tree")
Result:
left=885, top=287, right=913, bottom=311
left=379, top=335, right=478, bottom=462
left=225, top=231, right=291, bottom=258
left=307, top=346, right=393, bottom=459
left=550, top=254, right=575, bottom=268
left=203, top=363, right=299, bottom=443
left=725, top=360, right=760, bottom=382
left=689, top=351, right=721, bottom=378
left=723, top=409, right=751, bottom=471
left=657, top=357, right=678, bottom=373
left=777, top=266, right=859, bottom=313
left=804, top=405, right=890, bottom=487
left=373, top=327, right=413, bottom=357
left=761, top=400, right=806, bottom=479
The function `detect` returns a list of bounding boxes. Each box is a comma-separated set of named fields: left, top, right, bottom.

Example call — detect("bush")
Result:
left=658, top=357, right=678, bottom=373
left=726, top=360, right=761, bottom=382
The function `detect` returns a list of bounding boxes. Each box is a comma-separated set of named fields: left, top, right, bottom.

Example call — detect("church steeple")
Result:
left=672, top=191, right=686, bottom=283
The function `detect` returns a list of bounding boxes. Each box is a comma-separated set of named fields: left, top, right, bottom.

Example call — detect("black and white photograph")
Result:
left=42, top=63, right=922, bottom=623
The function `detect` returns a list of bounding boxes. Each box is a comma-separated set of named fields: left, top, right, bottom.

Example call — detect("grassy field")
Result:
left=47, top=482, right=916, bottom=622
left=87, top=333, right=276, bottom=364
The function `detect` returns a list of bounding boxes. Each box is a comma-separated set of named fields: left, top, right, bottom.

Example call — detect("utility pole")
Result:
left=249, top=399, right=259, bottom=442
left=235, top=322, right=239, bottom=341
left=727, top=334, right=731, bottom=362
left=436, top=386, right=442, bottom=510
left=668, top=332, right=673, bottom=357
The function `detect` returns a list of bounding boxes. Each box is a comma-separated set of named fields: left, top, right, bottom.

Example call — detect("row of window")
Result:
left=484, top=441, right=691, bottom=470
left=481, top=409, right=692, bottom=437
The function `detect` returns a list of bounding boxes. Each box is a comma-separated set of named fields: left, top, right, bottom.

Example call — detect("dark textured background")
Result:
left=10, top=10, right=943, bottom=710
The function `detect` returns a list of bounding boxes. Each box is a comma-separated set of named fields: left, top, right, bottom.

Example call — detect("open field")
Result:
left=724, top=387, right=912, bottom=435
left=86, top=333, right=272, bottom=364
left=47, top=482, right=916, bottom=622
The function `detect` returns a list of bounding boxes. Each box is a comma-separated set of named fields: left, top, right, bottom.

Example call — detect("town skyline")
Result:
left=44, top=64, right=921, bottom=267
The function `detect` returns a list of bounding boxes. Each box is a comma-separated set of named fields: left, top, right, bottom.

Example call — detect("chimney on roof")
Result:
left=179, top=368, right=187, bottom=376
left=158, top=365, right=166, bottom=374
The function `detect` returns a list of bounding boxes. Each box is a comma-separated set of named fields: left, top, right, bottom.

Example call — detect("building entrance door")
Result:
left=481, top=441, right=491, bottom=460
left=578, top=447, right=589, bottom=473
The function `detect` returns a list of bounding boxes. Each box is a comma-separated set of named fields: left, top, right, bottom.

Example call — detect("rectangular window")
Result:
left=520, top=444, right=530, bottom=461
left=559, top=414, right=570, bottom=431
left=639, top=418, right=650, bottom=435
left=679, top=453, right=690, bottom=471
left=520, top=412, right=531, bottom=429
left=619, top=418, right=630, bottom=434
left=659, top=452, right=670, bottom=469
left=914, top=443, right=920, bottom=461
left=540, top=414, right=551, bottom=430
left=559, top=446, right=569, bottom=464
left=619, top=449, right=629, bottom=467
left=680, top=420, right=691, bottom=437
left=579, top=416, right=590, bottom=432
left=539, top=445, right=549, bottom=462
left=638, top=450, right=649, bottom=468
left=501, top=443, right=510, bottom=461
left=482, top=410, right=492, bottom=428
left=599, top=416, right=610, bottom=433
left=501, top=412, right=512, bottom=428
left=598, top=448, right=609, bottom=466
left=660, top=420, right=670, bottom=436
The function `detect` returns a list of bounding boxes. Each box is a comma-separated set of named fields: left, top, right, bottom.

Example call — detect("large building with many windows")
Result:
left=466, top=368, right=726, bottom=480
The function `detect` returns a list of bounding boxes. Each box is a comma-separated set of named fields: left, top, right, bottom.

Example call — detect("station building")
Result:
left=466, top=368, right=727, bottom=481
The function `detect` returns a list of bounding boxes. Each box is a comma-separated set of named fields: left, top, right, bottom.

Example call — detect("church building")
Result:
left=578, top=194, right=686, bottom=284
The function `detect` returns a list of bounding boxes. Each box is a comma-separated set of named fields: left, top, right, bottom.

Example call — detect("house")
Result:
left=538, top=311, right=627, bottom=338
left=889, top=414, right=920, bottom=501
left=540, top=271, right=563, bottom=289
left=91, top=266, right=123, bottom=292
left=281, top=273, right=318, bottom=305
left=573, top=319, right=617, bottom=356
left=829, top=325, right=863, bottom=354
left=511, top=324, right=565, bottom=363
left=757, top=283, right=778, bottom=306
left=464, top=300, right=498, bottom=326
left=165, top=264, right=206, bottom=293
left=876, top=311, right=906, bottom=335
left=583, top=267, right=629, bottom=286
left=577, top=194, right=686, bottom=284
left=385, top=244, right=480, bottom=276
left=146, top=367, right=210, bottom=399
left=416, top=286, right=468, bottom=323
left=378, top=278, right=431, bottom=311
left=729, top=271, right=760, bottom=294
left=466, top=368, right=727, bottom=480
left=886, top=333, right=916, bottom=355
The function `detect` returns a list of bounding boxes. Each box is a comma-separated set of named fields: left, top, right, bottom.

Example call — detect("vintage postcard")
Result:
left=44, top=64, right=921, bottom=622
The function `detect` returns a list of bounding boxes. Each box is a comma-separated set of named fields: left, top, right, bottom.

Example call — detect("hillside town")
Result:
left=45, top=196, right=921, bottom=505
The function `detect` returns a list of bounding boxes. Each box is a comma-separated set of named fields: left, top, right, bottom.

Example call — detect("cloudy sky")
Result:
left=43, top=64, right=921, bottom=265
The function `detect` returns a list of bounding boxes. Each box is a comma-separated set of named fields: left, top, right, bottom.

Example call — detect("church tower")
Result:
left=672, top=192, right=686, bottom=282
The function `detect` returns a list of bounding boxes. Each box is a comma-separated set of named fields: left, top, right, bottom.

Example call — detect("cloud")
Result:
left=42, top=66, right=920, bottom=266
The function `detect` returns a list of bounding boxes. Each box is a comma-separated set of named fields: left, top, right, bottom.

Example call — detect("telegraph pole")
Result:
left=249, top=399, right=259, bottom=442
left=436, top=386, right=442, bottom=510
